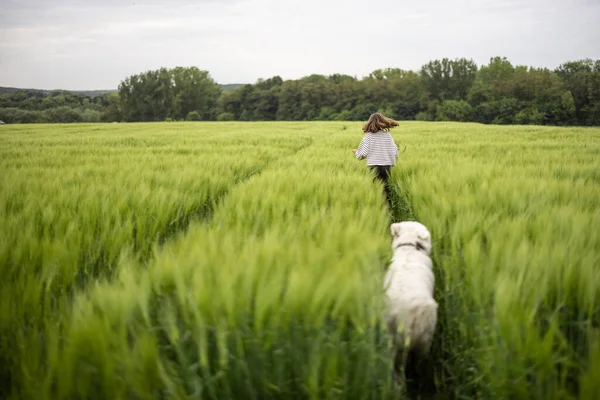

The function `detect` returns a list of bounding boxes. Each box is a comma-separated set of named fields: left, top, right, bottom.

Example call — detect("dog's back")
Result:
left=385, top=222, right=438, bottom=389
left=385, top=255, right=437, bottom=354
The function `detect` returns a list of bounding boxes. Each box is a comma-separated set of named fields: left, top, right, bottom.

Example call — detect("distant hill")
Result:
left=0, top=86, right=49, bottom=95
left=0, top=87, right=118, bottom=97
left=0, top=84, right=247, bottom=97
left=73, top=89, right=118, bottom=97
left=220, top=83, right=245, bottom=93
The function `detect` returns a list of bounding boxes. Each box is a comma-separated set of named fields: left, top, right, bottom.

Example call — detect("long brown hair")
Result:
left=362, top=113, right=399, bottom=133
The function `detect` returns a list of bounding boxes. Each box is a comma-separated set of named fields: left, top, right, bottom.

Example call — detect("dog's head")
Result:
left=390, top=221, right=432, bottom=255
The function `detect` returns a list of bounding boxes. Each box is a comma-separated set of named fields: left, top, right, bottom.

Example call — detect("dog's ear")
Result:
left=417, top=231, right=431, bottom=242
left=390, top=223, right=402, bottom=238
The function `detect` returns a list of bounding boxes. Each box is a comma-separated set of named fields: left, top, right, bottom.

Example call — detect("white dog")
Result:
left=384, top=221, right=437, bottom=384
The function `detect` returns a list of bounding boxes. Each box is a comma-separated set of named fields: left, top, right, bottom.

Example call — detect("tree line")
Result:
left=1, top=57, right=598, bottom=126
left=0, top=90, right=120, bottom=123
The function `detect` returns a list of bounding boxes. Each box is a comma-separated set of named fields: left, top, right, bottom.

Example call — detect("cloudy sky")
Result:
left=1, top=0, right=598, bottom=90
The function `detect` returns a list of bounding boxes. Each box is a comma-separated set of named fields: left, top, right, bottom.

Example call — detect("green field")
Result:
left=0, top=122, right=599, bottom=399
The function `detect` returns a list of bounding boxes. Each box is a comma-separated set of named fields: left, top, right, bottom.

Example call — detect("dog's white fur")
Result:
left=384, top=221, right=437, bottom=382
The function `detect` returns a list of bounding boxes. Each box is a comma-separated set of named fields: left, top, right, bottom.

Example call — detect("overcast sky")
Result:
left=1, top=0, right=599, bottom=90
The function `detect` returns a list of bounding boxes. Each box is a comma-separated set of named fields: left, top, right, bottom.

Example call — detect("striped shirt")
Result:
left=355, top=131, right=399, bottom=166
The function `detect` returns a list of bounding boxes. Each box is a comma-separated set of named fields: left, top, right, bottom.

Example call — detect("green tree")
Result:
left=515, top=108, right=546, bottom=125
left=468, top=57, right=516, bottom=106
left=118, top=67, right=220, bottom=122
left=186, top=111, right=201, bottom=121
left=421, top=58, right=477, bottom=102
left=217, top=112, right=235, bottom=121
left=171, top=67, right=221, bottom=120
left=277, top=81, right=302, bottom=120
left=555, top=59, right=600, bottom=125
left=236, top=84, right=257, bottom=121
left=101, top=93, right=122, bottom=122
left=436, top=100, right=473, bottom=122
left=218, top=91, right=242, bottom=120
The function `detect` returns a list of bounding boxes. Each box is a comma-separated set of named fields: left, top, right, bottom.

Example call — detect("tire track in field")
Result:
left=69, top=136, right=316, bottom=288
left=133, top=136, right=316, bottom=265
left=129, top=132, right=322, bottom=269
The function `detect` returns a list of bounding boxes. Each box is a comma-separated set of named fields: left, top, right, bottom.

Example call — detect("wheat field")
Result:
left=0, top=122, right=598, bottom=399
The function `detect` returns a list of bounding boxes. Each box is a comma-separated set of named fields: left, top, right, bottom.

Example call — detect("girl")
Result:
left=352, top=113, right=399, bottom=206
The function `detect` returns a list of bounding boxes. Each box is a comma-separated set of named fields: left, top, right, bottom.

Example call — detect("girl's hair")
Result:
left=362, top=113, right=399, bottom=133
